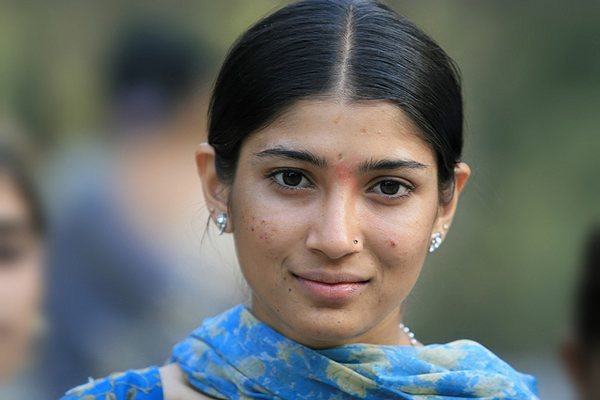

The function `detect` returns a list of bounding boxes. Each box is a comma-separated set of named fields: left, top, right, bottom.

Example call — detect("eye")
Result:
left=271, top=170, right=312, bottom=189
left=370, top=179, right=412, bottom=198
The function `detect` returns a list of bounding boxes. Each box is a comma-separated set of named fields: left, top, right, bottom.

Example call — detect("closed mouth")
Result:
left=291, top=272, right=369, bottom=301
left=291, top=272, right=369, bottom=284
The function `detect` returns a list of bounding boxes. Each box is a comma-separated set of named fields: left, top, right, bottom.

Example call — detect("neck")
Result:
left=250, top=301, right=411, bottom=349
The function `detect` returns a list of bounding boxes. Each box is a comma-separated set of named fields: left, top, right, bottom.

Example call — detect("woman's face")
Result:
left=200, top=100, right=468, bottom=348
left=0, top=173, right=43, bottom=379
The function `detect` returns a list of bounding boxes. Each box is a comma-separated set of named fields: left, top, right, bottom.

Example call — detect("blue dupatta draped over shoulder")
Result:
left=171, top=305, right=538, bottom=399
left=62, top=305, right=538, bottom=399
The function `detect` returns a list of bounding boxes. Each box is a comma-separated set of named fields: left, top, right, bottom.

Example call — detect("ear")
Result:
left=433, top=162, right=471, bottom=236
left=195, top=143, right=233, bottom=233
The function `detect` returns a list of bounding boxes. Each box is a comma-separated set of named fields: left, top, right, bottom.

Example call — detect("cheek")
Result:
left=371, top=212, right=433, bottom=255
left=242, top=211, right=277, bottom=245
left=233, top=197, right=302, bottom=267
left=0, top=263, right=42, bottom=321
left=364, top=203, right=436, bottom=280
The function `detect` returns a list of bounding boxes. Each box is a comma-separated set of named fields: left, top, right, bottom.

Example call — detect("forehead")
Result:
left=243, top=100, right=435, bottom=165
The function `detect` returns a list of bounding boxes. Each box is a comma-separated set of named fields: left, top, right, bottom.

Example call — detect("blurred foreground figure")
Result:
left=43, top=25, right=239, bottom=398
left=0, top=145, right=45, bottom=398
left=561, top=226, right=600, bottom=400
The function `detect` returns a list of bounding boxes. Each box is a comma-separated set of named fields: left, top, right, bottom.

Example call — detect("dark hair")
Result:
left=106, top=24, right=209, bottom=126
left=0, top=145, right=45, bottom=236
left=208, top=0, right=463, bottom=201
left=574, top=225, right=600, bottom=356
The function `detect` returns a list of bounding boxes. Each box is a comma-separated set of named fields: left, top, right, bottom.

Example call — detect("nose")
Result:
left=305, top=190, right=362, bottom=260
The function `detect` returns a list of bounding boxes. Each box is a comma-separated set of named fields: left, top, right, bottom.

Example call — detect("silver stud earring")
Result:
left=216, top=212, right=228, bottom=235
left=429, top=232, right=443, bottom=253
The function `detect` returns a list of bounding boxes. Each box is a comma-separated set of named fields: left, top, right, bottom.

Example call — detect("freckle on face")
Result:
left=230, top=100, right=440, bottom=348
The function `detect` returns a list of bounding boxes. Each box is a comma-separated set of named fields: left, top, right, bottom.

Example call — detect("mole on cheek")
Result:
left=390, top=240, right=397, bottom=248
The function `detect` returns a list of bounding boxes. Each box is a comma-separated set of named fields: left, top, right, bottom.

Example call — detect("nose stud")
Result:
left=353, top=239, right=359, bottom=245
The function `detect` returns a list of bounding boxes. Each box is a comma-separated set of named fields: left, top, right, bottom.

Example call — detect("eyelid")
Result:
left=366, top=177, right=415, bottom=199
left=265, top=168, right=315, bottom=190
left=265, top=167, right=313, bottom=181
left=366, top=175, right=415, bottom=190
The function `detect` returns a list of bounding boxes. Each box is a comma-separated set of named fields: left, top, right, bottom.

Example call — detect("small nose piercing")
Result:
left=353, top=239, right=359, bottom=244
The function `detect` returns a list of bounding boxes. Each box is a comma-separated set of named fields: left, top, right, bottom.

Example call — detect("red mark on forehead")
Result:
left=334, top=163, right=352, bottom=183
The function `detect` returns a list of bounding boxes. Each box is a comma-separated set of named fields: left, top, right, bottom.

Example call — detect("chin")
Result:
left=284, top=309, right=372, bottom=348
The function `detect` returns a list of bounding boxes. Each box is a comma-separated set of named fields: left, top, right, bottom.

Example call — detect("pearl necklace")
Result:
left=399, top=322, right=418, bottom=346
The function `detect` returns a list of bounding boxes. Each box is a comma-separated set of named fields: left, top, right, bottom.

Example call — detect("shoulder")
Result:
left=60, top=366, right=163, bottom=400
left=159, top=363, right=216, bottom=400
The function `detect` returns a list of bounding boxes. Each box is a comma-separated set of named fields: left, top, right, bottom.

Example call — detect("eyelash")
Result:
left=367, top=180, right=415, bottom=200
left=266, top=168, right=314, bottom=191
left=265, top=168, right=415, bottom=199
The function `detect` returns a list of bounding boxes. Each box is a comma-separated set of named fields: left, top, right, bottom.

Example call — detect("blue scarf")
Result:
left=171, top=305, right=538, bottom=399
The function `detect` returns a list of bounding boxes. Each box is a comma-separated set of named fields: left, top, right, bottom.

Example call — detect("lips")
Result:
left=292, top=272, right=369, bottom=301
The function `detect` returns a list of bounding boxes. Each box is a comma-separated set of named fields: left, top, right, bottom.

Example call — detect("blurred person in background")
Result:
left=0, top=143, right=45, bottom=399
left=561, top=225, right=600, bottom=400
left=43, top=23, right=241, bottom=398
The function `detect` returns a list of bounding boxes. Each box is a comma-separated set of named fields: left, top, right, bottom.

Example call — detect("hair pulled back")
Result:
left=208, top=0, right=463, bottom=200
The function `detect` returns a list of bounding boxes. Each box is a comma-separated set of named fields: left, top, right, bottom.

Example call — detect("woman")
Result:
left=0, top=145, right=45, bottom=390
left=62, top=0, right=538, bottom=398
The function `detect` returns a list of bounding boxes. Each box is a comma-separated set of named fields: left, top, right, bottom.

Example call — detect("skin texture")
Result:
left=0, top=173, right=43, bottom=380
left=197, top=100, right=470, bottom=349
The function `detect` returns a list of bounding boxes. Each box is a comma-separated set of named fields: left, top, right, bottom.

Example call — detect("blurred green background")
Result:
left=1, top=1, right=598, bottom=398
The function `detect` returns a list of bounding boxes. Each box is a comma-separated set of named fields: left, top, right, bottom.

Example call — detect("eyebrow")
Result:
left=253, top=148, right=329, bottom=168
left=358, top=158, right=428, bottom=173
left=253, top=147, right=428, bottom=172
